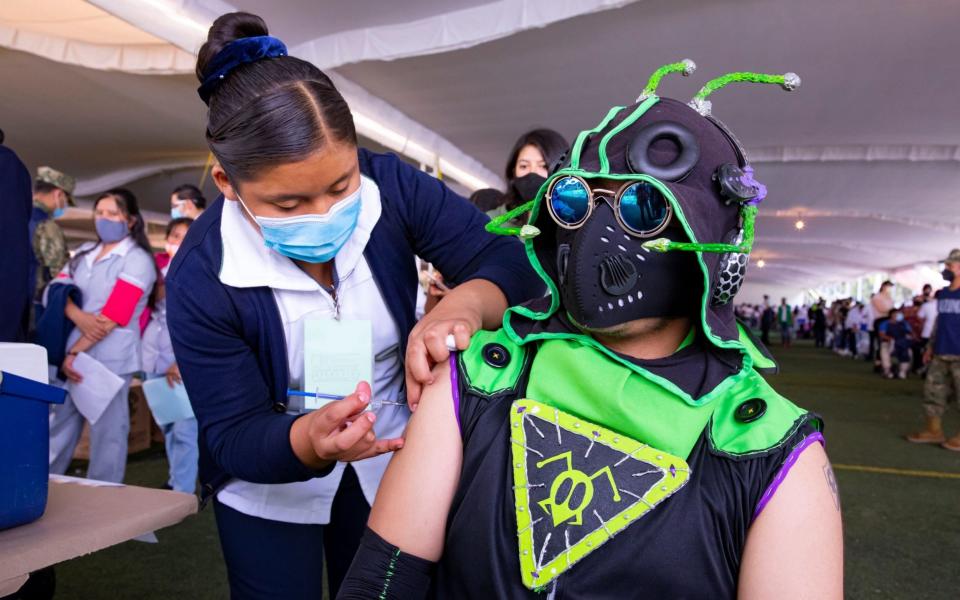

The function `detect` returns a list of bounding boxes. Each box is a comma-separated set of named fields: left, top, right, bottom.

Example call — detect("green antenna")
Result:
left=689, top=71, right=800, bottom=116
left=637, top=59, right=696, bottom=102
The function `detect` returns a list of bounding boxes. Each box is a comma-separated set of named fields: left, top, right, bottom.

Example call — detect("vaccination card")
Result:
left=303, top=318, right=373, bottom=410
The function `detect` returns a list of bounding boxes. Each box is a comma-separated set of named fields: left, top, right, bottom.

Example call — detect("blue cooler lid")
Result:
left=0, top=371, right=66, bottom=405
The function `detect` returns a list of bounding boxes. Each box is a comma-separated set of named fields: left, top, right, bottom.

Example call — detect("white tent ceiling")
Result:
left=2, top=0, right=958, bottom=299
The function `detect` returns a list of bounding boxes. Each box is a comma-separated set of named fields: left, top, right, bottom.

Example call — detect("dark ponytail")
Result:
left=197, top=12, right=357, bottom=183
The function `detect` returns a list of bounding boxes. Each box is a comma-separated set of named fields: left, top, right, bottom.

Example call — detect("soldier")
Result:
left=29, top=166, right=74, bottom=303
left=907, top=249, right=960, bottom=449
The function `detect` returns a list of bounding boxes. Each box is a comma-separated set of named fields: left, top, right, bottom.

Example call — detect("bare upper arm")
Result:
left=738, top=442, right=843, bottom=599
left=367, top=357, right=463, bottom=561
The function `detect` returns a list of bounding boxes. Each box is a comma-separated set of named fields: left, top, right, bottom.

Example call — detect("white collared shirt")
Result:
left=215, top=175, right=407, bottom=524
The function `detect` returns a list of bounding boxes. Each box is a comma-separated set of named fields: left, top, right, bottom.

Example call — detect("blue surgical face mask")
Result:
left=95, top=217, right=129, bottom=243
left=238, top=182, right=362, bottom=264
left=52, top=194, right=67, bottom=218
left=171, top=206, right=185, bottom=219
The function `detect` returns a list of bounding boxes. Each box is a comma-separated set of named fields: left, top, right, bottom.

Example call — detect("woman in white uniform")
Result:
left=165, top=12, right=544, bottom=599
left=141, top=217, right=197, bottom=493
left=49, top=188, right=157, bottom=483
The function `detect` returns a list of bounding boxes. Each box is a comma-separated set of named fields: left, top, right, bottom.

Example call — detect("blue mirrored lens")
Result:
left=549, top=177, right=590, bottom=225
left=619, top=182, right=669, bottom=233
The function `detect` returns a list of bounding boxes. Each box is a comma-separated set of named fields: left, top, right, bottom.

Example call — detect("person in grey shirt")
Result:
left=49, top=189, right=157, bottom=483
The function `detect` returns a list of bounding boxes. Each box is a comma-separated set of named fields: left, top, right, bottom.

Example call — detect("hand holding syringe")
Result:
left=288, top=381, right=403, bottom=470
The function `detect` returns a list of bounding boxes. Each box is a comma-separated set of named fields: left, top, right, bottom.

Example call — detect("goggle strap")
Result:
left=643, top=205, right=758, bottom=254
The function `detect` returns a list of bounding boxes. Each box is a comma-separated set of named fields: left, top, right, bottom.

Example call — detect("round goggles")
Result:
left=545, top=175, right=673, bottom=238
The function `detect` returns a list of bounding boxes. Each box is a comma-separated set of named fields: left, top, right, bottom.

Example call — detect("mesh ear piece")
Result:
left=711, top=229, right=749, bottom=305
left=626, top=121, right=700, bottom=182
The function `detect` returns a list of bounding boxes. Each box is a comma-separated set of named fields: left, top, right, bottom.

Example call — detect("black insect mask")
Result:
left=488, top=60, right=799, bottom=347
left=555, top=197, right=700, bottom=330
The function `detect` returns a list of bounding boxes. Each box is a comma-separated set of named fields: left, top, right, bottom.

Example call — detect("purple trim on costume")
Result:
left=740, top=165, right=768, bottom=206
left=752, top=432, right=825, bottom=520
left=449, top=353, right=462, bottom=433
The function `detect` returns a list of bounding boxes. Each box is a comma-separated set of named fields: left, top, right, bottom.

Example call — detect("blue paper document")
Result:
left=142, top=378, right=195, bottom=426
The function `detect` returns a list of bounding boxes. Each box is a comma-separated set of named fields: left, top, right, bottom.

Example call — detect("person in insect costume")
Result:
left=339, top=61, right=844, bottom=600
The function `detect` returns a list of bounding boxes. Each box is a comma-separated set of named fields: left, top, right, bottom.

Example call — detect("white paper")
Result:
left=303, top=319, right=372, bottom=410
left=142, top=378, right=194, bottom=426
left=66, top=352, right=125, bottom=425
left=132, top=531, right=159, bottom=544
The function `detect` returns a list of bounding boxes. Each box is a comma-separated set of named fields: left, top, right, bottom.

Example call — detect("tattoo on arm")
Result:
left=823, top=462, right=841, bottom=511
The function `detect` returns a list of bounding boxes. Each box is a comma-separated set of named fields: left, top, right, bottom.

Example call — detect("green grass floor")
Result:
left=49, top=340, right=960, bottom=599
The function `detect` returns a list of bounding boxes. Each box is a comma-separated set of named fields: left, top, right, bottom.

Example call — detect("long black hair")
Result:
left=502, top=128, right=568, bottom=210
left=71, top=188, right=159, bottom=309
left=197, top=12, right=357, bottom=184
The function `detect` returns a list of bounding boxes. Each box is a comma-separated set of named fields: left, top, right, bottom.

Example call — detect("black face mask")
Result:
left=511, top=173, right=547, bottom=204
left=943, top=268, right=956, bottom=282
left=554, top=202, right=700, bottom=330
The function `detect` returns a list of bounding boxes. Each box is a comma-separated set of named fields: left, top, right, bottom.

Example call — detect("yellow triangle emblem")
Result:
left=510, top=398, right=691, bottom=590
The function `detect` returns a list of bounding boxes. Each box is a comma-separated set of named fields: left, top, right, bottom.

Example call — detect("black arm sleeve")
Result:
left=337, top=527, right=435, bottom=600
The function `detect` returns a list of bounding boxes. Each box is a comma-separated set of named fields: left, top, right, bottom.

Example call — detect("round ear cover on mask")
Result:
left=554, top=202, right=701, bottom=330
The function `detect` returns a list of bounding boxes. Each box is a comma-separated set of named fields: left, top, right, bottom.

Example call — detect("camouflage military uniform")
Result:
left=29, top=166, right=74, bottom=304
left=923, top=250, right=960, bottom=418
left=924, top=356, right=960, bottom=416
left=31, top=203, right=69, bottom=299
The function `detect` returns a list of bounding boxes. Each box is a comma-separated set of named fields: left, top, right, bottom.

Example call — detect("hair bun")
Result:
left=196, top=12, right=269, bottom=83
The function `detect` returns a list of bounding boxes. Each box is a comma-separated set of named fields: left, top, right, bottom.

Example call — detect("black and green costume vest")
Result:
left=429, top=327, right=821, bottom=599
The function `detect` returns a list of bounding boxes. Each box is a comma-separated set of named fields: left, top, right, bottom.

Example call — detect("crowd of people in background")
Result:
left=735, top=253, right=960, bottom=451
left=736, top=282, right=940, bottom=379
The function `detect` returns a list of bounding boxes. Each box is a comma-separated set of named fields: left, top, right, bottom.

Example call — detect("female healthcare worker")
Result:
left=141, top=217, right=198, bottom=493
left=165, top=12, right=542, bottom=599
left=49, top=188, right=158, bottom=483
